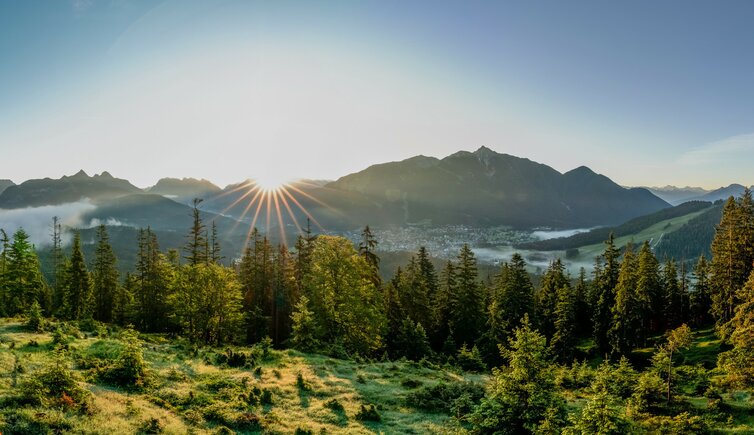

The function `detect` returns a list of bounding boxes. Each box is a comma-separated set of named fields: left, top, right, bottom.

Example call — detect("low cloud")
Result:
left=0, top=201, right=97, bottom=247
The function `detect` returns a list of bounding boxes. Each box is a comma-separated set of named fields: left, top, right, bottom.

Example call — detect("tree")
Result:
left=550, top=282, right=577, bottom=362
left=662, top=324, right=692, bottom=403
left=690, top=256, right=712, bottom=326
left=449, top=244, right=485, bottom=349
left=208, top=221, right=223, bottom=264
left=290, top=295, right=319, bottom=352
left=63, top=231, right=92, bottom=320
left=537, top=259, right=569, bottom=340
left=717, top=267, right=754, bottom=387
left=49, top=216, right=65, bottom=313
left=172, top=263, right=242, bottom=344
left=133, top=228, right=175, bottom=332
left=608, top=243, right=638, bottom=357
left=92, top=225, right=119, bottom=323
left=184, top=198, right=208, bottom=266
left=635, top=241, right=661, bottom=335
left=358, top=225, right=381, bottom=286
left=2, top=229, right=47, bottom=316
left=302, top=235, right=385, bottom=354
left=593, top=233, right=620, bottom=355
left=663, top=259, right=686, bottom=329
left=472, top=315, right=566, bottom=434
left=433, top=261, right=456, bottom=350
left=709, top=197, right=750, bottom=329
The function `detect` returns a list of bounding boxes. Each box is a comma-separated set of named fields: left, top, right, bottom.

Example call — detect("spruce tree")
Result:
left=63, top=231, right=92, bottom=320
left=608, top=243, right=638, bottom=357
left=593, top=233, right=620, bottom=355
left=358, top=225, right=381, bottom=286
left=449, top=244, right=484, bottom=348
left=184, top=198, right=208, bottom=266
left=92, top=225, right=119, bottom=323
left=537, top=259, right=569, bottom=341
left=4, top=229, right=46, bottom=316
left=663, top=259, right=685, bottom=329
left=690, top=256, right=712, bottom=326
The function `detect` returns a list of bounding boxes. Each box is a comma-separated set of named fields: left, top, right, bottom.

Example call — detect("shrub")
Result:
left=294, top=428, right=313, bottom=435
left=19, top=349, right=91, bottom=412
left=406, top=381, right=485, bottom=414
left=25, top=300, right=45, bottom=332
left=641, top=412, right=709, bottom=434
left=215, top=348, right=251, bottom=368
left=296, top=372, right=312, bottom=391
left=456, top=344, right=486, bottom=372
left=355, top=404, right=381, bottom=422
left=260, top=388, right=273, bottom=405
left=139, top=417, right=163, bottom=434
left=101, top=328, right=148, bottom=388
left=400, top=378, right=423, bottom=389
left=324, top=398, right=345, bottom=412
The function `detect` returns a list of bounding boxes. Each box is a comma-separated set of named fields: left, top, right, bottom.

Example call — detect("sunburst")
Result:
left=213, top=177, right=336, bottom=249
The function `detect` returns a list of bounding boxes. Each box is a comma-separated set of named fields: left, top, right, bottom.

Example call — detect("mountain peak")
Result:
left=99, top=171, right=113, bottom=178
left=71, top=169, right=89, bottom=178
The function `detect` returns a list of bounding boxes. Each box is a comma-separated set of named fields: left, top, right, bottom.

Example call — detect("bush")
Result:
left=641, top=412, right=709, bottom=434
left=25, top=301, right=45, bottom=332
left=400, top=378, right=423, bottom=389
left=406, top=381, right=485, bottom=414
left=557, top=360, right=594, bottom=390
left=294, top=428, right=313, bottom=435
left=296, top=372, right=312, bottom=391
left=630, top=371, right=666, bottom=413
left=19, top=349, right=91, bottom=412
left=355, top=404, right=381, bottom=422
left=215, top=348, right=251, bottom=368
left=456, top=344, right=486, bottom=372
left=324, top=398, right=345, bottom=412
left=101, top=328, right=148, bottom=388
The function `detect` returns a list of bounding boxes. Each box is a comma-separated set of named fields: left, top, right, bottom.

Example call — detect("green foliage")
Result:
left=456, top=344, right=486, bottom=372
left=355, top=404, right=381, bottom=422
left=215, top=348, right=252, bottom=368
left=472, top=315, right=566, bottom=434
left=405, top=380, right=484, bottom=414
left=324, top=398, right=345, bottom=412
left=563, top=389, right=629, bottom=435
left=101, top=328, right=148, bottom=388
left=393, top=318, right=432, bottom=361
left=25, top=300, right=45, bottom=332
left=640, top=412, right=709, bottom=434
left=290, top=295, right=319, bottom=352
left=18, top=348, right=91, bottom=411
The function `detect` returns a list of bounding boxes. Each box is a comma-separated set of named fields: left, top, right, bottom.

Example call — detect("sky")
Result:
left=1, top=0, right=753, bottom=189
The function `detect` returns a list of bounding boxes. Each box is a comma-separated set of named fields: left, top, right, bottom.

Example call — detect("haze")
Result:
left=1, top=0, right=753, bottom=188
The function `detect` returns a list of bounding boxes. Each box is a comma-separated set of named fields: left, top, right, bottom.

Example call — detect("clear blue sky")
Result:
left=1, top=0, right=753, bottom=188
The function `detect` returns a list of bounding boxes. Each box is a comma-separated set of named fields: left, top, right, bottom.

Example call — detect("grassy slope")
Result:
left=0, top=319, right=485, bottom=434
left=571, top=209, right=709, bottom=263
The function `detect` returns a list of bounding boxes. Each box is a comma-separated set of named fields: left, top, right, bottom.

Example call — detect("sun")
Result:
left=253, top=173, right=289, bottom=192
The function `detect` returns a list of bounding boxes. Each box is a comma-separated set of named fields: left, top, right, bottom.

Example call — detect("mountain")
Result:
left=146, top=177, right=222, bottom=204
left=0, top=171, right=140, bottom=209
left=646, top=185, right=709, bottom=205
left=325, top=147, right=670, bottom=228
left=686, top=183, right=750, bottom=203
left=0, top=180, right=14, bottom=195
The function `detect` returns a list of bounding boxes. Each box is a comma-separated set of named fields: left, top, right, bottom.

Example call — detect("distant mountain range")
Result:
left=0, top=147, right=674, bottom=235
left=647, top=183, right=751, bottom=205
left=0, top=179, right=14, bottom=195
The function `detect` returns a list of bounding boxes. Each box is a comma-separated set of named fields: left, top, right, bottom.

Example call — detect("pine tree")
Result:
left=184, top=198, right=208, bottom=266
left=472, top=315, right=566, bottom=434
left=663, top=259, right=685, bottom=329
left=433, top=261, right=456, bottom=350
left=609, top=243, right=638, bottom=357
left=717, top=267, right=754, bottom=387
left=3, top=229, right=47, bottom=316
left=208, top=221, right=222, bottom=264
left=593, top=233, right=620, bottom=355
left=690, top=256, right=712, bottom=326
left=290, top=295, right=319, bottom=352
left=383, top=282, right=405, bottom=356
left=635, top=241, right=662, bottom=335
left=396, top=256, right=432, bottom=334
left=573, top=267, right=591, bottom=336
left=709, top=197, right=749, bottom=328
left=50, top=216, right=65, bottom=314
left=133, top=228, right=174, bottom=332
left=537, top=259, right=569, bottom=341
left=92, top=225, right=119, bottom=323
left=449, top=244, right=484, bottom=349
left=358, top=225, right=381, bottom=286
left=63, top=231, right=92, bottom=320
left=551, top=283, right=577, bottom=362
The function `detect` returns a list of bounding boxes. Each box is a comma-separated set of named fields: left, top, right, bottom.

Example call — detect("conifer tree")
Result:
left=358, top=225, right=381, bottom=286
left=50, top=216, right=65, bottom=313
left=551, top=283, right=577, bottom=362
left=635, top=241, right=661, bottom=335
left=184, top=198, right=208, bottom=266
left=537, top=259, right=569, bottom=340
left=690, top=256, right=712, bottom=326
left=573, top=267, right=591, bottom=336
left=397, top=256, right=432, bottom=334
left=63, top=231, right=92, bottom=320
left=709, top=197, right=749, bottom=328
left=717, top=267, right=754, bottom=387
left=133, top=228, right=174, bottom=332
left=3, top=229, right=47, bottom=316
left=593, top=233, right=620, bottom=355
left=663, top=259, right=686, bottom=329
left=609, top=243, right=639, bottom=357
left=433, top=261, right=456, bottom=350
left=208, top=221, right=222, bottom=264
left=472, top=315, right=566, bottom=434
left=92, top=225, right=119, bottom=323
left=449, top=244, right=484, bottom=348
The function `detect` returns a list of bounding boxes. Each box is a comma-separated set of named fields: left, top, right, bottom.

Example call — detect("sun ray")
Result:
left=272, top=190, right=287, bottom=246
left=245, top=190, right=268, bottom=248
left=279, top=187, right=324, bottom=230
left=277, top=190, right=304, bottom=238
left=228, top=186, right=265, bottom=235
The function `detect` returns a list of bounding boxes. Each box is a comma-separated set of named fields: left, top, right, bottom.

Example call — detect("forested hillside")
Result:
left=1, top=191, right=753, bottom=433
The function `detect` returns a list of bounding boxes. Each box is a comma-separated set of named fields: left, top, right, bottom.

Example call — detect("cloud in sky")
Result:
left=679, top=133, right=754, bottom=166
